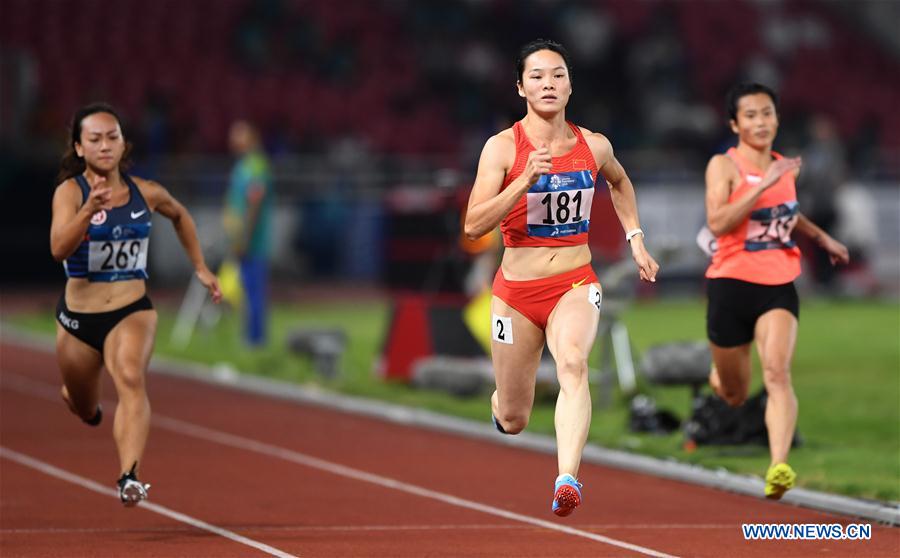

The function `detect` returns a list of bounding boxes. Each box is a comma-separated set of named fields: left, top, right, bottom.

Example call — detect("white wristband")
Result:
left=626, top=228, right=644, bottom=243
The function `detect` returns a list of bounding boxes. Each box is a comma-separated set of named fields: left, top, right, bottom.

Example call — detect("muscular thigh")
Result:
left=754, top=309, right=798, bottom=371
left=56, top=323, right=104, bottom=380
left=103, top=310, right=157, bottom=381
left=710, top=341, right=752, bottom=385
left=490, top=296, right=544, bottom=404
left=545, top=283, right=601, bottom=360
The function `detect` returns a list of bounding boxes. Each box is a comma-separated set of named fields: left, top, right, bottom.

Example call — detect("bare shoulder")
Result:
left=705, top=154, right=740, bottom=198
left=480, top=128, right=516, bottom=167
left=52, top=178, right=82, bottom=203
left=130, top=175, right=169, bottom=209
left=54, top=177, right=79, bottom=194
left=706, top=153, right=739, bottom=177
left=579, top=127, right=614, bottom=166
left=485, top=127, right=515, bottom=152
left=130, top=175, right=160, bottom=190
left=580, top=127, right=611, bottom=148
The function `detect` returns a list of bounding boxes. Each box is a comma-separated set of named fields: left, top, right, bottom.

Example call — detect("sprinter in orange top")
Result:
left=704, top=83, right=849, bottom=500
left=464, top=39, right=659, bottom=517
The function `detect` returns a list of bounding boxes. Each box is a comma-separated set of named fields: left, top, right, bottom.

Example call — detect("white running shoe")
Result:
left=117, top=467, right=150, bottom=507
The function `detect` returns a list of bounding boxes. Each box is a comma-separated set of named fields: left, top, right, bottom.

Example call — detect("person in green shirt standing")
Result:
left=224, top=120, right=273, bottom=346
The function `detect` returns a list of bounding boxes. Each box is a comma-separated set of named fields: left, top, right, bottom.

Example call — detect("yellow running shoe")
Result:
left=765, top=463, right=796, bottom=500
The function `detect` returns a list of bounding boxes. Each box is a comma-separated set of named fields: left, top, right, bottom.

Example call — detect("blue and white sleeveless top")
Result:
left=63, top=174, right=152, bottom=282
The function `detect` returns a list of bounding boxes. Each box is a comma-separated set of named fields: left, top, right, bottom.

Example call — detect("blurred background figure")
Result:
left=224, top=120, right=274, bottom=347
left=1, top=0, right=896, bottom=297
left=799, top=114, right=845, bottom=291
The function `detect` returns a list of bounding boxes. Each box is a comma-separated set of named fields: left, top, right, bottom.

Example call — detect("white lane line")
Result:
left=154, top=415, right=678, bottom=557
left=0, top=523, right=735, bottom=535
left=0, top=447, right=299, bottom=558
left=2, top=373, right=678, bottom=558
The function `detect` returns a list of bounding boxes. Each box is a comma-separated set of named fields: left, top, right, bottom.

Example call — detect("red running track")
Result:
left=1, top=340, right=897, bottom=557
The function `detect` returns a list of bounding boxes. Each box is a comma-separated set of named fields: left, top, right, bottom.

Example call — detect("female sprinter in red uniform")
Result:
left=50, top=103, right=221, bottom=506
left=465, top=40, right=659, bottom=517
left=704, top=83, right=848, bottom=499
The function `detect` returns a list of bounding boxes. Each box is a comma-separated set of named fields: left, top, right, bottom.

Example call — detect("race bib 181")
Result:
left=525, top=171, right=594, bottom=238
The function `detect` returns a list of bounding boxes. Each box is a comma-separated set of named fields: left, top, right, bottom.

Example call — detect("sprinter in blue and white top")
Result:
left=63, top=173, right=152, bottom=282
left=50, top=103, right=221, bottom=508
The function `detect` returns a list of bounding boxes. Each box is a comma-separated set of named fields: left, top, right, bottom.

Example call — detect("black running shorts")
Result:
left=56, top=294, right=154, bottom=353
left=706, top=278, right=799, bottom=348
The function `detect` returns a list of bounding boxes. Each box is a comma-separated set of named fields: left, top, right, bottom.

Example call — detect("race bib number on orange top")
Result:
left=745, top=201, right=799, bottom=252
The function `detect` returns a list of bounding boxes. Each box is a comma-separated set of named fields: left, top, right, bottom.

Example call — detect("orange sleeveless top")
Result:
left=706, top=147, right=802, bottom=285
left=500, top=121, right=600, bottom=248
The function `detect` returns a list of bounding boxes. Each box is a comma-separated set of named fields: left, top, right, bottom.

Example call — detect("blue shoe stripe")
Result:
left=491, top=414, right=509, bottom=434
left=554, top=474, right=582, bottom=492
left=551, top=478, right=583, bottom=515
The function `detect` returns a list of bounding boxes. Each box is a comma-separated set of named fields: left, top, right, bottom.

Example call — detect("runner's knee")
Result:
left=555, top=346, right=588, bottom=389
left=721, top=389, right=748, bottom=407
left=115, top=366, right=147, bottom=395
left=762, top=364, right=792, bottom=392
left=498, top=411, right=529, bottom=434
left=718, top=377, right=748, bottom=406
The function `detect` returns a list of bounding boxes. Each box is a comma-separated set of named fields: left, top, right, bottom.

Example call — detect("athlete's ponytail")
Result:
left=57, top=102, right=133, bottom=184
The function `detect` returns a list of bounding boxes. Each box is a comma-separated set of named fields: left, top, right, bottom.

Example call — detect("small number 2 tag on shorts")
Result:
left=588, top=284, right=602, bottom=311
left=492, top=314, right=513, bottom=345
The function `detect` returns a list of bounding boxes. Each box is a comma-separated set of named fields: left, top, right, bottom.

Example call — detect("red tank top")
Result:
left=706, top=147, right=802, bottom=285
left=500, top=121, right=600, bottom=247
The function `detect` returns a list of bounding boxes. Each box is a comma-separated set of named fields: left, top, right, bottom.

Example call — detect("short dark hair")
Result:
left=726, top=82, right=779, bottom=121
left=516, top=39, right=573, bottom=85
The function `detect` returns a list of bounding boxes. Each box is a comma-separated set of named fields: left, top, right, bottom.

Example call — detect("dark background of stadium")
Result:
left=2, top=0, right=897, bottom=293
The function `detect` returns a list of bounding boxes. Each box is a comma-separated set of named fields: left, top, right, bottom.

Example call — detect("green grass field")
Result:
left=8, top=297, right=899, bottom=501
